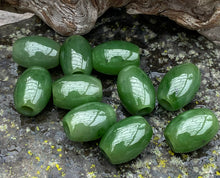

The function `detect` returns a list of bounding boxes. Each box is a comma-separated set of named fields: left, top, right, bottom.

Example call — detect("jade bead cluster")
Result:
left=12, top=35, right=219, bottom=165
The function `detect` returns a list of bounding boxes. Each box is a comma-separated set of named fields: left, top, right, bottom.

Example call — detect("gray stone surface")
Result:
left=0, top=8, right=219, bottom=178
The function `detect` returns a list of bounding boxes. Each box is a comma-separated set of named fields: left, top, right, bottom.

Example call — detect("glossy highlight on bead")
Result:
left=157, top=63, right=201, bottom=111
left=12, top=36, right=60, bottom=69
left=117, top=65, right=155, bottom=115
left=164, top=108, right=219, bottom=153
left=14, top=66, right=52, bottom=116
left=92, top=40, right=140, bottom=75
left=62, top=102, right=117, bottom=142
left=52, top=74, right=103, bottom=110
left=60, top=35, right=93, bottom=75
left=99, top=116, right=153, bottom=164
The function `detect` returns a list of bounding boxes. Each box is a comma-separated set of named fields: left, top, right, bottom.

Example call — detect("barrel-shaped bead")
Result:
left=52, top=74, right=102, bottom=110
left=62, top=102, right=117, bottom=142
left=12, top=36, right=60, bottom=69
left=117, top=66, right=155, bottom=115
left=99, top=116, right=153, bottom=164
left=164, top=108, right=219, bottom=153
left=60, top=35, right=93, bottom=75
left=14, top=66, right=52, bottom=116
left=92, top=40, right=140, bottom=75
left=157, top=63, right=201, bottom=111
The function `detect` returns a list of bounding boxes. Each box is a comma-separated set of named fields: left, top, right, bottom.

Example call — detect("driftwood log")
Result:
left=1, top=0, right=220, bottom=45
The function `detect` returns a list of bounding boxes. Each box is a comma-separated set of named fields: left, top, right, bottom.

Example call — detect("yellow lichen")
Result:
left=59, top=154, right=62, bottom=157
left=177, top=174, right=182, bottom=178
left=36, top=126, right=40, bottom=131
left=90, top=164, right=95, bottom=169
left=51, top=145, right=55, bottom=149
left=56, top=164, right=62, bottom=171
left=138, top=174, right=144, bottom=178
left=10, top=121, right=16, bottom=128
left=28, top=150, right=33, bottom=156
left=62, top=172, right=66, bottom=177
left=0, top=124, right=8, bottom=131
left=198, top=176, right=203, bottom=178
left=35, top=157, right=40, bottom=161
left=203, top=163, right=216, bottom=169
left=153, top=136, right=159, bottom=145
left=212, top=150, right=218, bottom=155
left=46, top=166, right=50, bottom=171
left=216, top=171, right=220, bottom=175
left=57, top=148, right=62, bottom=152
left=88, top=171, right=97, bottom=178
left=44, top=140, right=48, bottom=143
left=157, top=159, right=167, bottom=168
left=181, top=154, right=188, bottom=160
left=146, top=163, right=151, bottom=169
left=36, top=171, right=40, bottom=175
left=168, top=150, right=174, bottom=156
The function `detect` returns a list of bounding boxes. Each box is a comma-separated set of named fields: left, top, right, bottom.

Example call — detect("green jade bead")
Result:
left=92, top=40, right=140, bottom=75
left=52, top=74, right=102, bottom=110
left=99, top=116, right=153, bottom=164
left=14, top=66, right=52, bottom=116
left=117, top=66, right=155, bottom=115
left=62, top=102, right=117, bottom=142
left=12, top=36, right=60, bottom=69
left=164, top=108, right=219, bottom=153
left=60, top=35, right=93, bottom=75
left=157, top=63, right=201, bottom=111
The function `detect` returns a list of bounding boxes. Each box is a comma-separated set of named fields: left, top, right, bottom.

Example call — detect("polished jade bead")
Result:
left=99, top=116, right=153, bottom=164
left=62, top=102, right=117, bottom=142
left=164, top=108, right=219, bottom=153
left=117, top=66, right=155, bottom=115
left=60, top=35, right=92, bottom=75
left=157, top=63, right=201, bottom=111
left=92, top=40, right=140, bottom=75
left=52, top=74, right=102, bottom=110
left=14, top=66, right=52, bottom=116
left=12, top=36, right=60, bottom=69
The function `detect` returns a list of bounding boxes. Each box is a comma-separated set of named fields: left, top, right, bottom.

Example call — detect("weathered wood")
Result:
left=1, top=0, right=220, bottom=44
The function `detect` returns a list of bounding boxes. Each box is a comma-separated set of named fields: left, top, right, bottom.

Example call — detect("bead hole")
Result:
left=136, top=107, right=152, bottom=115
left=159, top=99, right=173, bottom=110
left=21, top=106, right=33, bottom=113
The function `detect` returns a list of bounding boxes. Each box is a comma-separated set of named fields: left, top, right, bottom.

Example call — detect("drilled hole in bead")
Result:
left=21, top=106, right=33, bottom=113
left=159, top=99, right=173, bottom=111
left=136, top=107, right=152, bottom=116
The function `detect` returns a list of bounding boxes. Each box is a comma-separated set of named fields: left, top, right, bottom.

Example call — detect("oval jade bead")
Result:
left=164, top=108, right=219, bottom=153
left=92, top=40, right=140, bottom=75
left=12, top=36, right=60, bottom=69
left=157, top=63, right=201, bottom=111
left=52, top=74, right=102, bottom=110
left=60, top=35, right=93, bottom=75
left=99, top=116, right=153, bottom=164
left=62, top=102, right=117, bottom=142
left=14, top=66, right=52, bottom=116
left=117, top=66, right=155, bottom=115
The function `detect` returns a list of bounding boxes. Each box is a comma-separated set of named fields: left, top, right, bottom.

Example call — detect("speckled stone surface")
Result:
left=0, top=8, right=220, bottom=178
